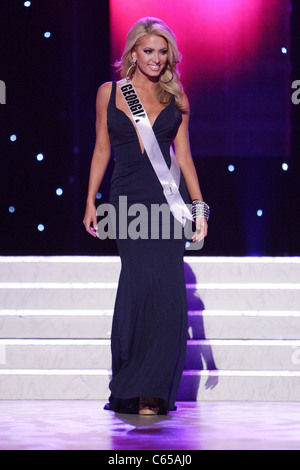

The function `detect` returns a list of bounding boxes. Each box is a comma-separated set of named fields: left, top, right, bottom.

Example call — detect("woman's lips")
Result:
left=148, top=65, right=160, bottom=71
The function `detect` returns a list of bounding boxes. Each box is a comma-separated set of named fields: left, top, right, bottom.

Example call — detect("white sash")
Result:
left=117, top=78, right=193, bottom=227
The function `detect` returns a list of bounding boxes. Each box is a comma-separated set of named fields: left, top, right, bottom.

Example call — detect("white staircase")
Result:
left=0, top=256, right=300, bottom=401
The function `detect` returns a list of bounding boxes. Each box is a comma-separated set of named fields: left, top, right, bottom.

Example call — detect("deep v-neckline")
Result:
left=114, top=83, right=172, bottom=155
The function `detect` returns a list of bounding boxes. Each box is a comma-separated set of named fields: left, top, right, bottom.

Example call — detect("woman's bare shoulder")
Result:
left=98, top=81, right=114, bottom=92
left=96, top=81, right=114, bottom=103
left=180, top=91, right=190, bottom=113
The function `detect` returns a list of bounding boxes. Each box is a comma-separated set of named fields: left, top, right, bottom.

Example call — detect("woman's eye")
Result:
left=143, top=49, right=168, bottom=55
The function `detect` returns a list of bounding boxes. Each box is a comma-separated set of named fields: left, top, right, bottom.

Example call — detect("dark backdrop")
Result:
left=0, top=0, right=299, bottom=256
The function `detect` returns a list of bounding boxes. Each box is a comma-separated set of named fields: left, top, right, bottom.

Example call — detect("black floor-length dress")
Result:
left=104, top=82, right=191, bottom=414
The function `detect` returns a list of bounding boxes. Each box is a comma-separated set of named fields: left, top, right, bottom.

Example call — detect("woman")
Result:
left=83, top=17, right=209, bottom=415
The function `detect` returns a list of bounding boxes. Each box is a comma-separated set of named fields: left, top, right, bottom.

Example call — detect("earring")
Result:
left=159, top=68, right=174, bottom=84
left=126, top=58, right=137, bottom=80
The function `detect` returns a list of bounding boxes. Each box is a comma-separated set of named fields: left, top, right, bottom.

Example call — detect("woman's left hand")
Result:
left=192, top=217, right=208, bottom=243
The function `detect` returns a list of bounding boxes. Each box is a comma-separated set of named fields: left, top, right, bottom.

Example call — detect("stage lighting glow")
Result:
left=36, top=153, right=44, bottom=161
left=110, top=0, right=281, bottom=88
left=96, top=192, right=102, bottom=200
left=37, top=224, right=45, bottom=232
left=281, top=47, right=287, bottom=54
left=44, top=32, right=51, bottom=38
left=228, top=165, right=235, bottom=172
left=10, top=134, right=17, bottom=142
left=257, top=210, right=263, bottom=217
left=8, top=206, right=15, bottom=213
left=282, top=163, right=289, bottom=171
left=24, top=1, right=31, bottom=6
left=56, top=188, right=63, bottom=196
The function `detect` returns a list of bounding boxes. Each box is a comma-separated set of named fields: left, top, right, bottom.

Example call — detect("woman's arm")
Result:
left=174, top=93, right=208, bottom=242
left=83, top=82, right=112, bottom=237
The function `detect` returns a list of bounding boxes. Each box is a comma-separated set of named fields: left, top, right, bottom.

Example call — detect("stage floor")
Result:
left=0, top=400, right=299, bottom=450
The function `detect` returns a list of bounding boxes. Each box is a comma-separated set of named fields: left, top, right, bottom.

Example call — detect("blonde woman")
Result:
left=83, top=17, right=208, bottom=415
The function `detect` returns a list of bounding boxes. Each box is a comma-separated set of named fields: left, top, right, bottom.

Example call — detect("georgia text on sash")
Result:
left=120, top=83, right=146, bottom=123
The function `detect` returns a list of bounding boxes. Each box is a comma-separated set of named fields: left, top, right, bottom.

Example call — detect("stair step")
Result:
left=0, top=340, right=111, bottom=370
left=0, top=369, right=111, bottom=400
left=185, top=257, right=300, bottom=283
left=185, top=339, right=300, bottom=371
left=1, top=256, right=300, bottom=283
left=1, top=310, right=300, bottom=340
left=0, top=339, right=299, bottom=371
left=0, top=369, right=299, bottom=401
left=1, top=283, right=299, bottom=311
left=0, top=310, right=114, bottom=339
left=0, top=256, right=121, bottom=283
left=178, top=370, right=300, bottom=402
left=188, top=310, right=300, bottom=340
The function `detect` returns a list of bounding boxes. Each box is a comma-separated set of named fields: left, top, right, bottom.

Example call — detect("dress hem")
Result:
left=103, top=396, right=177, bottom=415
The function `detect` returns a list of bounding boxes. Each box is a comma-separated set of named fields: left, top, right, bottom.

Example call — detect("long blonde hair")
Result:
left=114, top=17, right=186, bottom=112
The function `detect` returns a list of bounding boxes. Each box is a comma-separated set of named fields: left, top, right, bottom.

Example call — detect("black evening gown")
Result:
left=104, top=82, right=191, bottom=414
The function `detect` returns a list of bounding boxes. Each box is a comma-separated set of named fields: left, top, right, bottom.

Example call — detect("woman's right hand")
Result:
left=83, top=203, right=98, bottom=237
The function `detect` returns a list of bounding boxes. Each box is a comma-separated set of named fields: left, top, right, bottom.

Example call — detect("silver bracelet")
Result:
left=192, top=199, right=210, bottom=221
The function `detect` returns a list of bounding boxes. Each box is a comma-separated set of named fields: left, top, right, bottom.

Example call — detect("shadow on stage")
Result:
left=177, top=262, right=219, bottom=401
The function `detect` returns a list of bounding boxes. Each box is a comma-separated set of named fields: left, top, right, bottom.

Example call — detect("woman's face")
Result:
left=132, top=34, right=168, bottom=81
